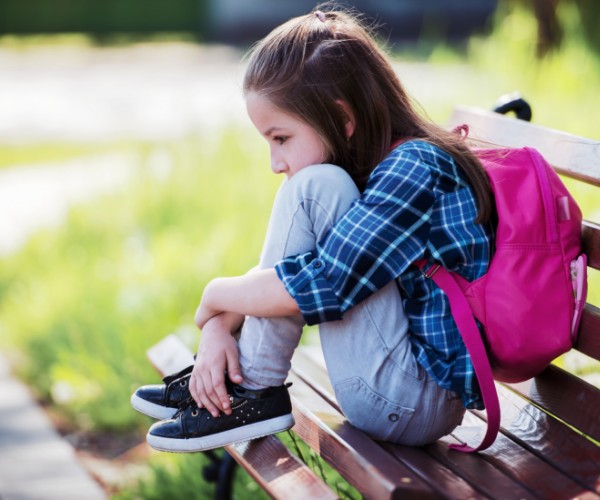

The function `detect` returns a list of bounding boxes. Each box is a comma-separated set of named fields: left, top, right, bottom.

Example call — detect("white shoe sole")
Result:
left=130, top=393, right=179, bottom=420
left=146, top=413, right=295, bottom=452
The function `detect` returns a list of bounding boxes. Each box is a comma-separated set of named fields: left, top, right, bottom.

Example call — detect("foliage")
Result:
left=499, top=0, right=600, bottom=58
left=116, top=432, right=361, bottom=499
left=462, top=0, right=600, bottom=140
left=0, top=131, right=278, bottom=431
left=0, top=0, right=208, bottom=38
left=114, top=450, right=268, bottom=500
left=431, top=0, right=600, bottom=306
left=282, top=431, right=362, bottom=499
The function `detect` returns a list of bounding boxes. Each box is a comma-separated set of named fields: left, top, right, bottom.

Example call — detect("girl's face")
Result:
left=246, top=91, right=328, bottom=178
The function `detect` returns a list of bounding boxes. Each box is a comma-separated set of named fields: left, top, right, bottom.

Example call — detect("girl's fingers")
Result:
left=191, top=369, right=220, bottom=417
left=211, top=370, right=231, bottom=415
left=226, top=349, right=243, bottom=385
left=199, top=368, right=235, bottom=416
left=199, top=377, right=221, bottom=418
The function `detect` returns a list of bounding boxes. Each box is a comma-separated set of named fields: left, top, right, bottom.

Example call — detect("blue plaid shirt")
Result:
left=275, top=140, right=493, bottom=409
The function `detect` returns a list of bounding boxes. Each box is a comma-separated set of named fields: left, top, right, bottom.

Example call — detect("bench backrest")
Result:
left=449, top=107, right=600, bottom=367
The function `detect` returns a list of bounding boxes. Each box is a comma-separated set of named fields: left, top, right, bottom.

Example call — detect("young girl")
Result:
left=132, top=8, right=494, bottom=453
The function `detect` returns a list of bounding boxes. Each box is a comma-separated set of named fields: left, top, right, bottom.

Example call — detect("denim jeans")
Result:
left=238, top=164, right=465, bottom=446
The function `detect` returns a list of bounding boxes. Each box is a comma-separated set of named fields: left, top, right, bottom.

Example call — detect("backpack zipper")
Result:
left=528, top=148, right=558, bottom=243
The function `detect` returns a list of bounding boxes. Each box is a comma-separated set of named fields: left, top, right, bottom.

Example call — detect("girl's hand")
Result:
left=189, top=315, right=244, bottom=417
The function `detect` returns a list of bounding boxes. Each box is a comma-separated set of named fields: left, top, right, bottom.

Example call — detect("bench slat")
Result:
left=576, top=304, right=600, bottom=362
left=293, top=345, right=599, bottom=498
left=582, top=221, right=600, bottom=270
left=226, top=437, right=337, bottom=499
left=291, top=348, right=502, bottom=498
left=434, top=416, right=561, bottom=499
left=378, top=440, right=488, bottom=500
left=443, top=411, right=596, bottom=498
left=292, top=347, right=537, bottom=499
left=288, top=372, right=439, bottom=499
left=507, top=365, right=600, bottom=443
left=382, top=439, right=523, bottom=500
left=147, top=334, right=195, bottom=375
left=292, top=350, right=472, bottom=498
left=491, top=384, right=600, bottom=493
left=449, top=106, right=600, bottom=186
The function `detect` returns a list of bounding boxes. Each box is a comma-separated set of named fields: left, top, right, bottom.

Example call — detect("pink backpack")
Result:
left=418, top=145, right=587, bottom=452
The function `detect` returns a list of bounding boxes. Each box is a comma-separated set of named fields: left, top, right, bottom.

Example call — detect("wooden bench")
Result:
left=147, top=104, right=600, bottom=499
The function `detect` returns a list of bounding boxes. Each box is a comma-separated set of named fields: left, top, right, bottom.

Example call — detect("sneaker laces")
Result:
left=174, top=396, right=198, bottom=417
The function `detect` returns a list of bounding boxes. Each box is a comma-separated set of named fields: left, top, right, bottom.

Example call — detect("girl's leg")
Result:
left=239, top=164, right=465, bottom=445
left=238, top=164, right=361, bottom=388
left=319, top=285, right=465, bottom=446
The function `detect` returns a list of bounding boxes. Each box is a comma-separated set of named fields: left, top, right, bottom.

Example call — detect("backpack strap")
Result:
left=418, top=261, right=501, bottom=452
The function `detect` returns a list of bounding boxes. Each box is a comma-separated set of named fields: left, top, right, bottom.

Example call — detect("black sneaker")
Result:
left=146, top=382, right=294, bottom=452
left=130, top=364, right=193, bottom=420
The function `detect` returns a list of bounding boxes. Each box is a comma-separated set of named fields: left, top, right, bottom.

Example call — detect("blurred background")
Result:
left=0, top=0, right=598, bottom=498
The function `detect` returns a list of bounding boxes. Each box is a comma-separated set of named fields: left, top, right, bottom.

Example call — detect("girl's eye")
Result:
left=273, top=136, right=288, bottom=145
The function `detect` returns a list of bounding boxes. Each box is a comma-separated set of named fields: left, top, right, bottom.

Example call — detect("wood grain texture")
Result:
left=292, top=348, right=528, bottom=499
left=507, top=364, right=600, bottom=442
left=292, top=345, right=600, bottom=498
left=582, top=221, right=600, bottom=270
left=576, top=304, right=600, bottom=361
left=449, top=106, right=600, bottom=185
left=382, top=441, right=490, bottom=500
left=439, top=411, right=595, bottom=498
left=288, top=372, right=439, bottom=499
left=226, top=438, right=337, bottom=499
left=493, top=384, right=600, bottom=493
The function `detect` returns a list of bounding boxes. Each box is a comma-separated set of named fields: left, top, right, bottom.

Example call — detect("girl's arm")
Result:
left=191, top=271, right=299, bottom=416
left=275, top=146, right=436, bottom=325
left=194, top=269, right=300, bottom=329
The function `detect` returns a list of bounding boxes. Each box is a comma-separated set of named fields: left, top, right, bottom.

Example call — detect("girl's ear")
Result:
left=336, top=100, right=356, bottom=140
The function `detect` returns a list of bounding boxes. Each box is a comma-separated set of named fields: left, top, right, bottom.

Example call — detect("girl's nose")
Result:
left=271, top=159, right=287, bottom=175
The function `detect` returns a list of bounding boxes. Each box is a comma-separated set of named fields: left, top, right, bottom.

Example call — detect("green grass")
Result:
left=0, top=131, right=282, bottom=496
left=113, top=450, right=269, bottom=500
left=114, top=431, right=362, bottom=500
left=282, top=431, right=362, bottom=499
left=422, top=1, right=600, bottom=141
left=0, top=130, right=279, bottom=432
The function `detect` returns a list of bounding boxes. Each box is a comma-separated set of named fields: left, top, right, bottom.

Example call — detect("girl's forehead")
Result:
left=246, top=92, right=298, bottom=129
left=246, top=92, right=289, bottom=118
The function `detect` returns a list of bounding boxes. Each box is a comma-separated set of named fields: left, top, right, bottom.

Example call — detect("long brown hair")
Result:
left=243, top=9, right=493, bottom=224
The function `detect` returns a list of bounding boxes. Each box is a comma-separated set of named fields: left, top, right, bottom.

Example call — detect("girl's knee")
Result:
left=290, top=164, right=358, bottom=197
left=265, top=164, right=360, bottom=253
left=285, top=164, right=360, bottom=214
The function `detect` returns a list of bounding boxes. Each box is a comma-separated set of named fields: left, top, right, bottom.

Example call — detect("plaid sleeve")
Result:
left=275, top=144, right=436, bottom=325
left=275, top=251, right=343, bottom=325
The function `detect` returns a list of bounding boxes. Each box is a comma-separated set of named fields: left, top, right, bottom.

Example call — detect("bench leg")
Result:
left=202, top=450, right=237, bottom=500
